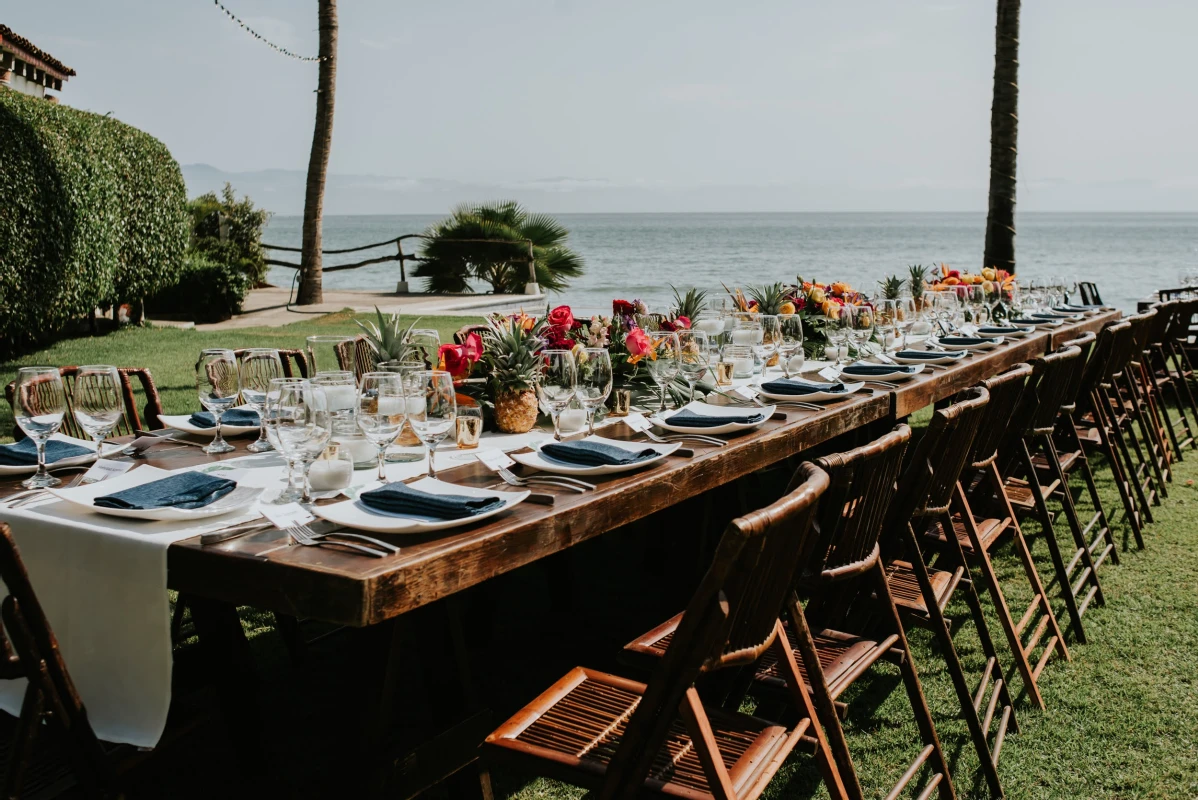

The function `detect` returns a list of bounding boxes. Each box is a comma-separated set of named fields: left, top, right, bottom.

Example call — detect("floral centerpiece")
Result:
left=925, top=263, right=1018, bottom=319
left=478, top=311, right=548, bottom=433
left=725, top=279, right=865, bottom=358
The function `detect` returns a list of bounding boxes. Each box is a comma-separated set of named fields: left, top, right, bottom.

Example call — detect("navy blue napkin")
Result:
left=1031, top=312, right=1071, bottom=320
left=938, top=337, right=998, bottom=346
left=94, top=472, right=236, bottom=510
left=541, top=440, right=662, bottom=465
left=977, top=326, right=1020, bottom=335
left=895, top=350, right=964, bottom=360
left=842, top=364, right=917, bottom=376
left=0, top=438, right=92, bottom=467
left=759, top=378, right=846, bottom=395
left=662, top=409, right=765, bottom=428
left=189, top=409, right=260, bottom=428
left=1010, top=318, right=1056, bottom=326
left=359, top=482, right=504, bottom=520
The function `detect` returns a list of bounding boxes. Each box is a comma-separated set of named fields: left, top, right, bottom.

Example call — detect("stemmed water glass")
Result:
left=239, top=349, right=284, bottom=453
left=305, top=335, right=354, bottom=375
left=776, top=314, right=804, bottom=376
left=825, top=311, right=849, bottom=366
left=196, top=349, right=240, bottom=455
left=408, top=370, right=457, bottom=478
left=676, top=330, right=710, bottom=404
left=759, top=315, right=781, bottom=371
left=846, top=304, right=876, bottom=358
left=357, top=372, right=407, bottom=481
left=965, top=286, right=990, bottom=329
left=270, top=381, right=331, bottom=504
left=895, top=297, right=917, bottom=349
left=264, top=378, right=307, bottom=503
left=537, top=350, right=578, bottom=441
left=13, top=367, right=66, bottom=489
left=577, top=348, right=613, bottom=436
left=72, top=365, right=123, bottom=453
left=873, top=301, right=900, bottom=352
left=407, top=329, right=441, bottom=368
left=647, top=331, right=681, bottom=412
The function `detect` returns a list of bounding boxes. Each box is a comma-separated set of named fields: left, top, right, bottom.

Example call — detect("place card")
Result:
left=727, top=386, right=758, bottom=403
left=818, top=367, right=842, bottom=382
left=475, top=449, right=516, bottom=471
left=260, top=502, right=315, bottom=530
left=81, top=459, right=133, bottom=484
left=622, top=412, right=654, bottom=433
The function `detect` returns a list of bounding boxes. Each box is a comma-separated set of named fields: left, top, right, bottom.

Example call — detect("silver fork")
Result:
left=5, top=472, right=87, bottom=509
left=301, top=522, right=400, bottom=554
left=495, top=467, right=593, bottom=492
left=288, top=523, right=389, bottom=557
left=639, top=428, right=728, bottom=447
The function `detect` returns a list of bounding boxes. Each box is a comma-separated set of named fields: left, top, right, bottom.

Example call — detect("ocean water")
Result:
left=263, top=212, right=1198, bottom=315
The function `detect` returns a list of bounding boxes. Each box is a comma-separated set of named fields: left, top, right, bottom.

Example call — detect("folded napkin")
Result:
left=1055, top=305, right=1095, bottom=313
left=895, top=350, right=964, bottom=360
left=977, top=326, right=1020, bottom=335
left=189, top=409, right=261, bottom=428
left=94, top=472, right=236, bottom=510
left=938, top=337, right=997, bottom=346
left=359, top=482, right=504, bottom=520
left=1010, top=317, right=1057, bottom=326
left=0, top=438, right=93, bottom=467
left=759, top=378, right=847, bottom=396
left=662, top=409, right=766, bottom=428
left=1031, top=312, right=1071, bottom=319
left=842, top=364, right=917, bottom=376
left=541, top=440, right=661, bottom=465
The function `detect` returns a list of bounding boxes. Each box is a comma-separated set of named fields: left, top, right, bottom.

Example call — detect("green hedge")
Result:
left=0, top=89, right=188, bottom=358
left=145, top=252, right=251, bottom=324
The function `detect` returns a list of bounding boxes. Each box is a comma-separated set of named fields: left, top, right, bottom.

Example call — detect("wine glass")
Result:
left=825, top=308, right=849, bottom=365
left=577, top=348, right=613, bottom=436
left=13, top=367, right=66, bottom=489
left=846, top=304, right=876, bottom=358
left=873, top=301, right=899, bottom=352
left=931, top=293, right=957, bottom=337
left=239, top=349, right=284, bottom=453
left=647, top=331, right=681, bottom=412
left=271, top=382, right=331, bottom=504
left=264, top=378, right=308, bottom=503
left=895, top=297, right=917, bottom=349
left=72, top=365, right=123, bottom=453
left=357, top=372, right=407, bottom=481
left=407, top=329, right=441, bottom=368
left=408, top=370, right=457, bottom=478
left=776, top=314, right=804, bottom=376
left=196, top=349, right=239, bottom=455
left=536, top=350, right=578, bottom=441
left=676, top=330, right=710, bottom=404
left=758, top=315, right=781, bottom=372
left=965, top=286, right=990, bottom=329
left=306, top=335, right=354, bottom=375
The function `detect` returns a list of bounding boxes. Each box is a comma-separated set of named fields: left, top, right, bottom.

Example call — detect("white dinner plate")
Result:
left=841, top=363, right=926, bottom=382
left=314, top=477, right=527, bottom=533
left=157, top=404, right=261, bottom=437
left=890, top=351, right=969, bottom=366
left=512, top=435, right=678, bottom=476
left=47, top=465, right=263, bottom=521
left=0, top=434, right=124, bottom=476
left=1010, top=318, right=1063, bottom=330
left=753, top=380, right=865, bottom=403
left=933, top=336, right=1004, bottom=351
left=976, top=326, right=1035, bottom=339
left=649, top=401, right=775, bottom=435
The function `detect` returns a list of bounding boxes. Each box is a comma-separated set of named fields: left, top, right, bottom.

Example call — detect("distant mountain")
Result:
left=181, top=164, right=1198, bottom=216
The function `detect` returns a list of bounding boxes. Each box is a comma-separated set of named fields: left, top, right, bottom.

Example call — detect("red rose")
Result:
left=547, top=305, right=574, bottom=330
left=613, top=299, right=636, bottom=316
left=462, top=332, right=483, bottom=361
left=438, top=344, right=471, bottom=378
left=625, top=327, right=651, bottom=357
left=674, top=315, right=691, bottom=329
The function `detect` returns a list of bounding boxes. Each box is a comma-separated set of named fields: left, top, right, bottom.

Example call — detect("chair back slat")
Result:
left=1078, top=282, right=1103, bottom=305
left=1058, top=330, right=1097, bottom=412
left=1026, top=346, right=1083, bottom=434
left=5, top=367, right=163, bottom=441
left=970, top=363, right=1032, bottom=469
left=232, top=348, right=309, bottom=380
left=796, top=426, right=911, bottom=582
left=335, top=336, right=380, bottom=379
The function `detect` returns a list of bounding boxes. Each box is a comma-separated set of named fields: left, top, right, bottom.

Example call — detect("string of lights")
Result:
left=213, top=0, right=325, bottom=62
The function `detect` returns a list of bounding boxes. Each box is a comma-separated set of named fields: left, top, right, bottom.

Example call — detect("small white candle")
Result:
left=560, top=409, right=586, bottom=432
left=696, top=319, right=725, bottom=337
left=378, top=397, right=407, bottom=418
left=732, top=356, right=754, bottom=378
left=335, top=436, right=375, bottom=464
left=731, top=329, right=755, bottom=346
left=323, top=385, right=356, bottom=411
left=308, top=458, right=352, bottom=490
left=787, top=354, right=806, bottom=373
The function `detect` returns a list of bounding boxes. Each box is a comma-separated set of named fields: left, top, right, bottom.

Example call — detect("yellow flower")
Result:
left=809, top=287, right=826, bottom=304
left=779, top=301, right=796, bottom=315
left=981, top=267, right=996, bottom=281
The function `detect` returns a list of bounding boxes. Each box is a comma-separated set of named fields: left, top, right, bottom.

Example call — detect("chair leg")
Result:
left=4, top=683, right=44, bottom=800
left=1166, top=341, right=1198, bottom=447
left=1089, top=399, right=1143, bottom=544
left=1102, top=383, right=1154, bottom=525
left=1123, top=372, right=1168, bottom=500
left=1060, top=418, right=1119, bottom=568
left=1138, top=363, right=1176, bottom=476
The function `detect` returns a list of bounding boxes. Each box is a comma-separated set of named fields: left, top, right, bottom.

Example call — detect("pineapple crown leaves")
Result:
left=669, top=285, right=708, bottom=320
left=747, top=282, right=791, bottom=315
left=354, top=306, right=422, bottom=361
left=878, top=274, right=908, bottom=300
left=480, top=312, right=549, bottom=393
left=907, top=265, right=929, bottom=297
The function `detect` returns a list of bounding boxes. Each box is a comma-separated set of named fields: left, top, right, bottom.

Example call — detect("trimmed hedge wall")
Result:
left=0, top=89, right=188, bottom=358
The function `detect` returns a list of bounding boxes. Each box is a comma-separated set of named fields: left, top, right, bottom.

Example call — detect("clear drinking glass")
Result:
left=873, top=301, right=899, bottom=352
left=408, top=370, right=457, bottom=478
left=965, top=286, right=989, bottom=328
left=758, top=315, right=781, bottom=371
left=239, top=349, right=284, bottom=453
left=357, top=372, right=407, bottom=481
left=407, top=329, right=441, bottom=368
left=271, top=382, right=331, bottom=504
left=264, top=378, right=308, bottom=503
left=577, top=348, right=613, bottom=435
left=895, top=297, right=917, bottom=349
left=196, top=349, right=239, bottom=454
left=306, top=335, right=355, bottom=376
left=676, top=330, right=709, bottom=404
left=13, top=367, right=66, bottom=489
left=536, top=350, right=578, bottom=441
left=647, top=331, right=681, bottom=412
left=72, top=365, right=123, bottom=452
left=846, top=304, right=876, bottom=357
left=825, top=311, right=850, bottom=365
left=776, top=314, right=804, bottom=376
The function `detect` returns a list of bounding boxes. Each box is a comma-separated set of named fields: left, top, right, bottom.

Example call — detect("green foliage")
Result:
left=415, top=201, right=584, bottom=294
left=481, top=314, right=547, bottom=393
left=908, top=264, right=929, bottom=299
left=670, top=285, right=708, bottom=320
left=187, top=183, right=270, bottom=287
left=879, top=274, right=907, bottom=300
left=748, top=282, right=789, bottom=314
left=0, top=89, right=188, bottom=358
left=354, top=306, right=420, bottom=362
left=144, top=252, right=251, bottom=323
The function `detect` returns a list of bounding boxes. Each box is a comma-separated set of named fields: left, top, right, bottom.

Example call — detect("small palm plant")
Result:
left=416, top=201, right=585, bottom=294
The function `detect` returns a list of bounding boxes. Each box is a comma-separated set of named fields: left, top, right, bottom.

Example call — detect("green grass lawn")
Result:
left=0, top=311, right=480, bottom=442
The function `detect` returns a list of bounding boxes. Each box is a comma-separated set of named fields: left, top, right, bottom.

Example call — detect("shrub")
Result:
left=187, top=184, right=270, bottom=287
left=145, top=252, right=251, bottom=324
left=0, top=89, right=188, bottom=358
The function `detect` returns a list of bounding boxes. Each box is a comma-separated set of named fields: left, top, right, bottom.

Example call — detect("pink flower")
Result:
left=674, top=315, right=691, bottom=329
left=625, top=327, right=651, bottom=357
left=462, top=332, right=483, bottom=361
left=547, top=305, right=574, bottom=330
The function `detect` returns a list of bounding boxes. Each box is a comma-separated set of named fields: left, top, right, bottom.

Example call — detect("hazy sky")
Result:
left=7, top=1, right=1198, bottom=211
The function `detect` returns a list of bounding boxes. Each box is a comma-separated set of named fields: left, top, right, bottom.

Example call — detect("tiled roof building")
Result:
left=0, top=24, right=75, bottom=100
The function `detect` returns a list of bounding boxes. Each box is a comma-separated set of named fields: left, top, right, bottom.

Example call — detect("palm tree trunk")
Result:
left=297, top=0, right=338, bottom=305
left=983, top=0, right=1020, bottom=273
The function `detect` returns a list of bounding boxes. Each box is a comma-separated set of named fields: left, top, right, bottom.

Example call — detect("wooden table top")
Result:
left=1, top=310, right=1119, bottom=629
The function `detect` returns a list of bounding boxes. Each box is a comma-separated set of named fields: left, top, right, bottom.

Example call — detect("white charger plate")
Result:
left=512, top=435, right=678, bottom=476
left=976, top=326, right=1035, bottom=339
left=890, top=351, right=969, bottom=366
left=934, top=336, right=1004, bottom=351
left=314, top=477, right=528, bottom=533
left=650, top=401, right=775, bottom=435
left=157, top=404, right=261, bottom=437
left=842, top=363, right=925, bottom=382
left=0, top=434, right=124, bottom=476
left=47, top=465, right=263, bottom=521
left=753, top=380, right=865, bottom=403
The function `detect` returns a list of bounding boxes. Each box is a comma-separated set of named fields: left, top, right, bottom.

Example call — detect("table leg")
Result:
left=187, top=595, right=262, bottom=765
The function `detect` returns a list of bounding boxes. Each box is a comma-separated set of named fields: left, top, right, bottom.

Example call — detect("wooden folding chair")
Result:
left=882, top=388, right=1016, bottom=797
left=334, top=335, right=380, bottom=379
left=1140, top=302, right=1196, bottom=457
left=1077, top=282, right=1103, bottom=306
left=1117, top=312, right=1171, bottom=504
left=232, top=347, right=309, bottom=379
left=997, top=346, right=1107, bottom=644
left=1158, top=298, right=1198, bottom=442
left=481, top=465, right=849, bottom=800
left=4, top=366, right=164, bottom=442
left=949, top=364, right=1068, bottom=711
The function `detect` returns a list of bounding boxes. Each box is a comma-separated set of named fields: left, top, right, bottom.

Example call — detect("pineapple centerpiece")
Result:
left=879, top=274, right=907, bottom=301
left=481, top=313, right=547, bottom=433
left=908, top=265, right=929, bottom=310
